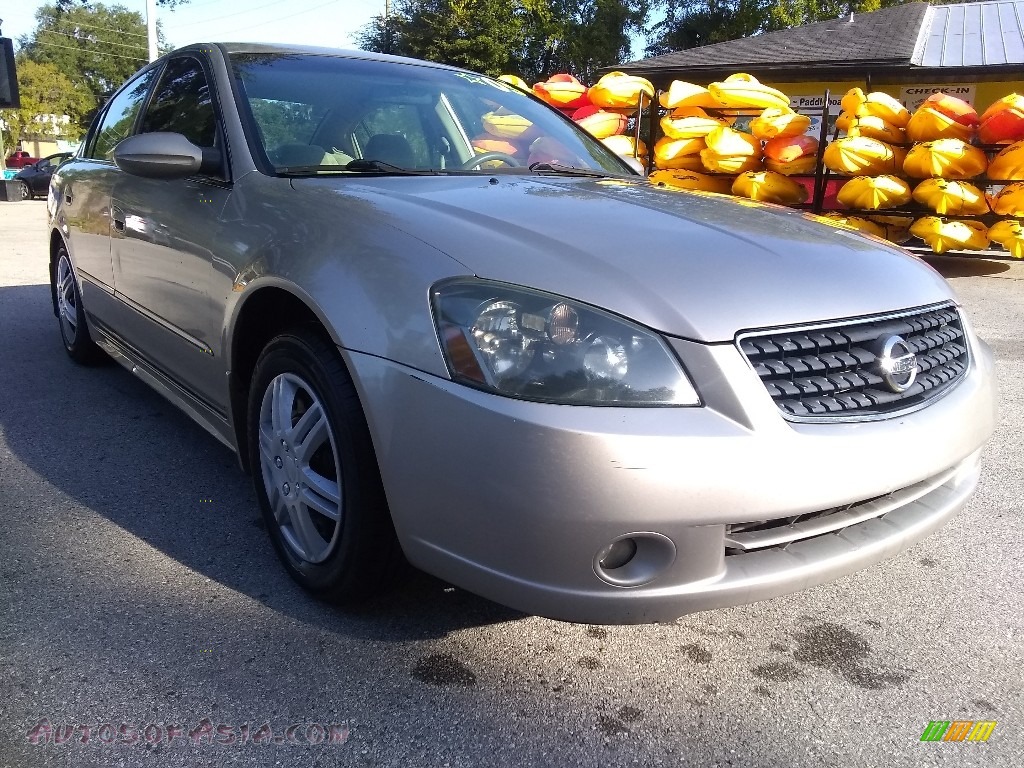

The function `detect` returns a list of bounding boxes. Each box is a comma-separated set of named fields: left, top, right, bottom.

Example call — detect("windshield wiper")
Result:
left=527, top=162, right=614, bottom=178
left=345, top=159, right=440, bottom=175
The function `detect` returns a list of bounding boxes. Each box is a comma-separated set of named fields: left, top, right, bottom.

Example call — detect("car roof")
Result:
left=175, top=42, right=470, bottom=74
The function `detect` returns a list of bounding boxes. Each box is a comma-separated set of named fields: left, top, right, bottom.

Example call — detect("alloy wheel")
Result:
left=258, top=372, right=343, bottom=564
left=56, top=253, right=79, bottom=344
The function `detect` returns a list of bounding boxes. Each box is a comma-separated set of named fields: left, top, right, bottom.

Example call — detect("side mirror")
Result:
left=113, top=132, right=221, bottom=179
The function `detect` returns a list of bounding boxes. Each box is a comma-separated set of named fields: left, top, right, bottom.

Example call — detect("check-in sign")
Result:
left=899, top=84, right=977, bottom=110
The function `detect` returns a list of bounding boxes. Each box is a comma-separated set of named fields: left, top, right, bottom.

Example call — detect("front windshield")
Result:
left=229, top=52, right=633, bottom=176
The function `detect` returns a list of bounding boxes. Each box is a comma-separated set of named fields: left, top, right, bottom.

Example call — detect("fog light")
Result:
left=594, top=533, right=677, bottom=587
left=599, top=538, right=638, bottom=570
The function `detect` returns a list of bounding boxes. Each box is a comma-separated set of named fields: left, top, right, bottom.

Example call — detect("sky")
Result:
left=1, top=0, right=385, bottom=53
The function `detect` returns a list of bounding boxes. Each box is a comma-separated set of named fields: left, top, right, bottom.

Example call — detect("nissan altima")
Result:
left=46, top=44, right=997, bottom=623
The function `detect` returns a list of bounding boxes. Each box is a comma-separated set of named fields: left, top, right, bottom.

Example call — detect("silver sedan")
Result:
left=47, top=44, right=996, bottom=623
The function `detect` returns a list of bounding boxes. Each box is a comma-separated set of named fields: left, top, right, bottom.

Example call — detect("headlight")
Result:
left=431, top=279, right=700, bottom=406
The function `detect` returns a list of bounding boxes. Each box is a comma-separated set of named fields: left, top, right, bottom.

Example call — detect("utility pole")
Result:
left=146, top=0, right=158, bottom=62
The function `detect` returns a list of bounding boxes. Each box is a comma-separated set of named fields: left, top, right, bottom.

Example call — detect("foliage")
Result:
left=357, top=0, right=650, bottom=83
left=0, top=59, right=92, bottom=146
left=18, top=4, right=167, bottom=123
left=645, top=0, right=769, bottom=57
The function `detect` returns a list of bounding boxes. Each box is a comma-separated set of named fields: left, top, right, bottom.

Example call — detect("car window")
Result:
left=230, top=53, right=630, bottom=176
left=140, top=56, right=217, bottom=148
left=88, top=69, right=158, bottom=161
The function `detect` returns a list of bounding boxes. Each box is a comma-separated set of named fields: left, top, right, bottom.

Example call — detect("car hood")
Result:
left=295, top=175, right=954, bottom=342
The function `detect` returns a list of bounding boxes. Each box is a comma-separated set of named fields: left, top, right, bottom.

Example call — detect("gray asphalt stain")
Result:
left=752, top=661, right=802, bottom=682
left=578, top=655, right=602, bottom=670
left=412, top=653, right=477, bottom=687
left=680, top=643, right=712, bottom=664
left=769, top=642, right=790, bottom=653
left=754, top=685, right=773, bottom=697
left=793, top=622, right=908, bottom=690
left=973, top=699, right=997, bottom=712
left=597, top=706, right=643, bottom=737
left=587, top=626, right=608, bottom=640
left=919, top=557, right=939, bottom=567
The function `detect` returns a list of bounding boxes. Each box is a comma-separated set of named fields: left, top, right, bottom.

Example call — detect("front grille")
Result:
left=738, top=304, right=969, bottom=419
left=724, top=463, right=960, bottom=554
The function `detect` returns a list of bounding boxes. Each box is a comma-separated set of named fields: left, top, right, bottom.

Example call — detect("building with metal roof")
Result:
left=617, top=1, right=1024, bottom=115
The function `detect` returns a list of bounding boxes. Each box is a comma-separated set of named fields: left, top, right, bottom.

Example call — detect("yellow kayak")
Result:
left=482, top=109, right=534, bottom=139
left=765, top=155, right=818, bottom=175
left=653, top=136, right=706, bottom=169
left=708, top=73, right=789, bottom=110
left=912, top=179, right=989, bottom=215
left=700, top=150, right=764, bottom=175
left=987, top=140, right=1024, bottom=180
left=903, top=139, right=988, bottom=179
left=855, top=92, right=910, bottom=128
left=837, top=175, right=912, bottom=210
left=868, top=215, right=913, bottom=244
left=532, top=74, right=589, bottom=109
left=836, top=112, right=855, bottom=132
left=661, top=107, right=729, bottom=139
left=750, top=107, right=811, bottom=140
left=498, top=74, right=531, bottom=93
left=732, top=171, right=809, bottom=204
left=847, top=114, right=905, bottom=144
left=823, top=136, right=906, bottom=176
left=906, top=106, right=976, bottom=143
left=979, top=94, right=1024, bottom=144
left=988, top=219, right=1024, bottom=257
left=704, top=126, right=760, bottom=157
left=817, top=212, right=887, bottom=239
left=659, top=80, right=720, bottom=110
left=910, top=217, right=990, bottom=253
left=841, top=88, right=866, bottom=115
left=588, top=71, right=654, bottom=110
left=571, top=106, right=627, bottom=139
left=602, top=135, right=648, bottom=163
left=991, top=181, right=1024, bottom=215
left=763, top=135, right=818, bottom=163
left=649, top=169, right=734, bottom=195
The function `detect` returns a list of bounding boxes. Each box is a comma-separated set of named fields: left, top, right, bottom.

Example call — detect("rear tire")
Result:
left=54, top=246, right=106, bottom=365
left=247, top=329, right=402, bottom=603
left=17, top=180, right=31, bottom=200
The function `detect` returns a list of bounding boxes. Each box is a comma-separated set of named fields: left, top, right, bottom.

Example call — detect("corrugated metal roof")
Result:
left=616, top=1, right=1024, bottom=80
left=917, top=0, right=1024, bottom=66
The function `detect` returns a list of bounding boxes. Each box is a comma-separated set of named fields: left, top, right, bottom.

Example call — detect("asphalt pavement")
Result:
left=1, top=199, right=1021, bottom=767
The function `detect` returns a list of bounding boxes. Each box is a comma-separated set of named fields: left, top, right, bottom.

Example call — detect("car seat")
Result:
left=364, top=134, right=416, bottom=168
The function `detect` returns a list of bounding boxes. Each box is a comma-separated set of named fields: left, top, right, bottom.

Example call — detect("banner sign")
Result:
left=899, top=84, right=977, bottom=111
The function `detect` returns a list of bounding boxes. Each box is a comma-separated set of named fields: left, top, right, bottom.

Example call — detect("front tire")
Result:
left=247, top=329, right=402, bottom=602
left=54, top=246, right=105, bottom=364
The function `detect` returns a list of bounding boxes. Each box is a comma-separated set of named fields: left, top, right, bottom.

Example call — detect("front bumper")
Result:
left=345, top=335, right=997, bottom=624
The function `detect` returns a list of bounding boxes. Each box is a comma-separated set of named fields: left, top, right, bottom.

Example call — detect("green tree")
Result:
left=646, top=0, right=769, bottom=56
left=357, top=0, right=650, bottom=83
left=0, top=58, right=92, bottom=147
left=18, top=4, right=166, bottom=117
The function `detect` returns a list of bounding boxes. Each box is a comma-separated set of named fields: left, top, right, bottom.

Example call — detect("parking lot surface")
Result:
left=1, top=199, right=1022, bottom=767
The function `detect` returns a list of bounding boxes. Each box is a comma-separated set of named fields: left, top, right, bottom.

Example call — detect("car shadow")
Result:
left=921, top=253, right=1012, bottom=278
left=0, top=283, right=525, bottom=643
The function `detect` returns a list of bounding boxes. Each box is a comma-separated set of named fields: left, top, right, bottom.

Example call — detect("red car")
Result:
left=5, top=151, right=40, bottom=169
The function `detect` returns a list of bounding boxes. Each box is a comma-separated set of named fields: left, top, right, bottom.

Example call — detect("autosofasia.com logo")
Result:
left=920, top=720, right=997, bottom=742
left=26, top=718, right=349, bottom=747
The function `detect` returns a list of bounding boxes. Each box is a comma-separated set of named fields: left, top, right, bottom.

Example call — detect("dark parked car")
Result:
left=46, top=44, right=996, bottom=624
left=13, top=152, right=72, bottom=199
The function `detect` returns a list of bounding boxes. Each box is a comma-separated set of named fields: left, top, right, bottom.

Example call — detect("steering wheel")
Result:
left=458, top=151, right=521, bottom=170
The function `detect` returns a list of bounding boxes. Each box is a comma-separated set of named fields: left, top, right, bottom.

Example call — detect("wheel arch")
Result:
left=226, top=281, right=347, bottom=474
